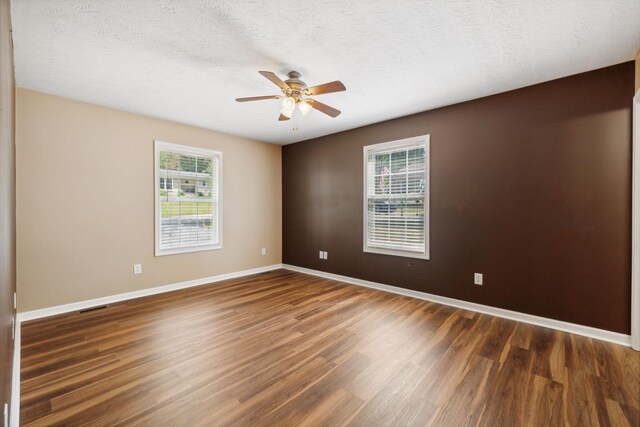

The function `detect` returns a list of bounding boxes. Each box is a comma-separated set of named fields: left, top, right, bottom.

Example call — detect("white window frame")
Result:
left=154, top=140, right=223, bottom=256
left=363, top=135, right=430, bottom=260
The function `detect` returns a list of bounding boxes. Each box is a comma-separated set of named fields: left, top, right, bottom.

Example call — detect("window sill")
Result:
left=155, top=243, right=222, bottom=257
left=363, top=246, right=429, bottom=260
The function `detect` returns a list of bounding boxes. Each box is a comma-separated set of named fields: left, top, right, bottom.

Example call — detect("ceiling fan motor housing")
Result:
left=284, top=71, right=308, bottom=100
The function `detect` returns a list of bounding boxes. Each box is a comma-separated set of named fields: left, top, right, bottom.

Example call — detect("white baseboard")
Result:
left=282, top=264, right=632, bottom=347
left=10, top=315, right=20, bottom=427
left=17, top=264, right=284, bottom=322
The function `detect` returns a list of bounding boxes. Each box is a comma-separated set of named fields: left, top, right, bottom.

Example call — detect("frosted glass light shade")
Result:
left=281, top=97, right=295, bottom=110
left=280, top=107, right=293, bottom=118
left=299, top=100, right=312, bottom=116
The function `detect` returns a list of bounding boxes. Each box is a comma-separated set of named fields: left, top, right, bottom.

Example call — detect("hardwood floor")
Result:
left=20, top=269, right=639, bottom=426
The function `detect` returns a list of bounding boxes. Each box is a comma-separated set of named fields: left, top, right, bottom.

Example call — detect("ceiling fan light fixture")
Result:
left=280, top=96, right=296, bottom=118
left=298, top=99, right=312, bottom=116
left=282, top=96, right=296, bottom=110
left=280, top=107, right=293, bottom=118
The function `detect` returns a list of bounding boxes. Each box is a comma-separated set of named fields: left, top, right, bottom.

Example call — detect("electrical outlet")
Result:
left=323, top=251, right=328, bottom=260
left=474, top=273, right=483, bottom=285
left=133, top=264, right=142, bottom=275
left=319, top=250, right=323, bottom=259
left=261, top=248, right=267, bottom=256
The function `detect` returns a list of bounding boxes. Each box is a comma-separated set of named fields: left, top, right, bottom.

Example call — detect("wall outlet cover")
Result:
left=134, top=264, right=142, bottom=274
left=474, top=273, right=483, bottom=285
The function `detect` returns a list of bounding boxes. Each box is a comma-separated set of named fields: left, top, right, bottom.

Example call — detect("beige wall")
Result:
left=16, top=89, right=282, bottom=312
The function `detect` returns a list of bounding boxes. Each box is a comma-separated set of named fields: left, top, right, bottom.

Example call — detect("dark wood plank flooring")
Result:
left=20, top=269, right=640, bottom=426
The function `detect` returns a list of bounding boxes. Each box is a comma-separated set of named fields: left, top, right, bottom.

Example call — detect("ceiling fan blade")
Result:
left=259, top=71, right=290, bottom=92
left=306, top=80, right=346, bottom=96
left=278, top=113, right=290, bottom=121
left=235, top=95, right=281, bottom=102
left=306, top=99, right=341, bottom=118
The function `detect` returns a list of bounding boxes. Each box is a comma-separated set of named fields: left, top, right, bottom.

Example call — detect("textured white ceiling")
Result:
left=11, top=0, right=640, bottom=144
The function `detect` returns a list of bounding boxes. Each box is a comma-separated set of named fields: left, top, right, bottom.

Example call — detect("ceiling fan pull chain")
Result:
left=292, top=113, right=299, bottom=132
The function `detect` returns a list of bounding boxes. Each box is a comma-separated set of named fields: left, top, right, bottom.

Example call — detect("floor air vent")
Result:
left=77, top=305, right=109, bottom=314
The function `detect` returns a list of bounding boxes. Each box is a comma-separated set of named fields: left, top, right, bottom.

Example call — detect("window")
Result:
left=363, top=135, right=429, bottom=259
left=155, top=141, right=222, bottom=256
left=159, top=178, right=173, bottom=190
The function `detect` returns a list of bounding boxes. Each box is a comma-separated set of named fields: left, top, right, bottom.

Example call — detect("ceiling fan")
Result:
left=235, top=71, right=346, bottom=121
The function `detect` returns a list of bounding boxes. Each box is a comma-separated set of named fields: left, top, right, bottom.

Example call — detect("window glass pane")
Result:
left=390, top=150, right=406, bottom=173
left=407, top=172, right=423, bottom=194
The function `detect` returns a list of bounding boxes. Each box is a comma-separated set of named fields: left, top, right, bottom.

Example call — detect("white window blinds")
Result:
left=364, top=135, right=429, bottom=259
left=155, top=141, right=222, bottom=256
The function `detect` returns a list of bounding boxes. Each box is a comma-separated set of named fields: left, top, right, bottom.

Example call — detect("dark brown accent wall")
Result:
left=283, top=62, right=635, bottom=334
left=0, top=0, right=16, bottom=416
